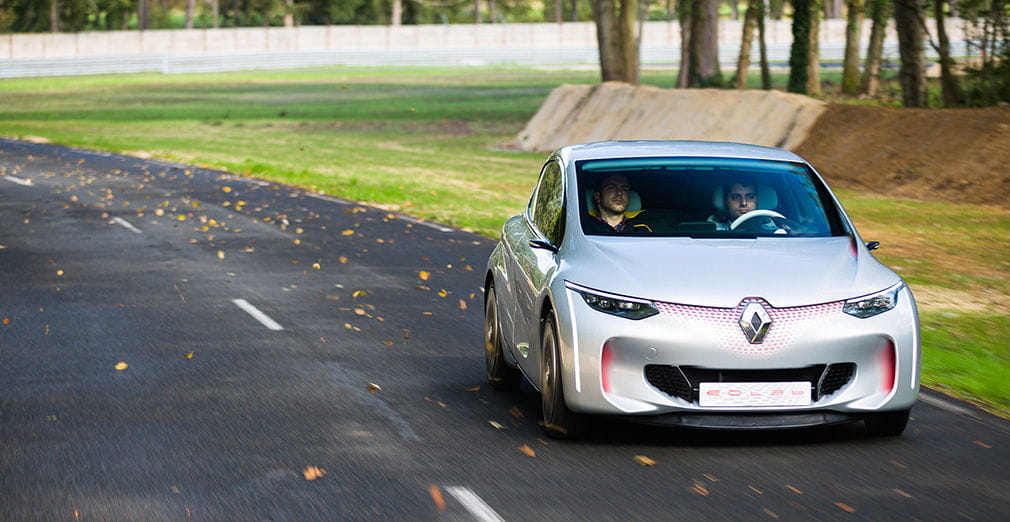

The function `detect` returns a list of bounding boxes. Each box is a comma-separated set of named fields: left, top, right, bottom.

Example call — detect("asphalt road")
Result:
left=2, top=139, right=1008, bottom=521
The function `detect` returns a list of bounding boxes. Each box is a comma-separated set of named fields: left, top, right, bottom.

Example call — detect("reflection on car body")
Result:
left=484, top=140, right=920, bottom=439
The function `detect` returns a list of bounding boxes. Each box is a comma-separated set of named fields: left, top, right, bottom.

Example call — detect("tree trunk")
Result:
left=677, top=0, right=691, bottom=87
left=807, top=0, right=822, bottom=95
left=475, top=0, right=481, bottom=23
left=593, top=0, right=627, bottom=81
left=687, top=0, right=722, bottom=87
left=50, top=0, right=59, bottom=33
left=861, top=0, right=889, bottom=96
left=893, top=0, right=927, bottom=107
left=392, top=0, right=402, bottom=26
left=284, top=0, right=294, bottom=27
left=841, top=0, right=865, bottom=95
left=934, top=0, right=964, bottom=106
left=571, top=0, right=579, bottom=21
left=620, top=0, right=641, bottom=84
left=757, top=0, right=771, bottom=88
left=555, top=0, right=563, bottom=22
left=825, top=0, right=843, bottom=17
left=211, top=0, right=219, bottom=28
left=735, top=0, right=759, bottom=89
left=488, top=0, right=496, bottom=22
left=185, top=0, right=195, bottom=28
left=731, top=0, right=740, bottom=20
left=788, top=0, right=812, bottom=93
left=138, top=0, right=148, bottom=30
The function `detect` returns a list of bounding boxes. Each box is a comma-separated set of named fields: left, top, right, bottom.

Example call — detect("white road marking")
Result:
left=397, top=214, right=454, bottom=233
left=232, top=298, right=284, bottom=331
left=919, top=392, right=977, bottom=418
left=3, top=175, right=32, bottom=186
left=445, top=487, right=505, bottom=522
left=111, top=217, right=143, bottom=234
left=307, top=192, right=353, bottom=205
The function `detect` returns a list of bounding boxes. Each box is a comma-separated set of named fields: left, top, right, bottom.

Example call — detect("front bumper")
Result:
left=556, top=284, right=920, bottom=423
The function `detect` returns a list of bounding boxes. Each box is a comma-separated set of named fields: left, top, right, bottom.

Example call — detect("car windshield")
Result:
left=577, top=157, right=847, bottom=238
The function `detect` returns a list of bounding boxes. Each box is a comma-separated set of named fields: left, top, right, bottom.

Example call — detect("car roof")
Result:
left=561, top=140, right=806, bottom=164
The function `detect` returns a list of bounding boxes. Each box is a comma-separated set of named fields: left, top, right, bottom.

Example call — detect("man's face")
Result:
left=594, top=175, right=630, bottom=216
left=725, top=183, right=758, bottom=219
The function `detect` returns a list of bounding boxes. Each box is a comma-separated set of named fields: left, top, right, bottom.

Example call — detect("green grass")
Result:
left=1, top=66, right=1006, bottom=416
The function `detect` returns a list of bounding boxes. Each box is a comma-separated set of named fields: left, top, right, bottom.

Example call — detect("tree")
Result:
left=841, top=0, right=865, bottom=95
left=735, top=0, right=760, bottom=89
left=861, top=0, right=890, bottom=96
left=893, top=0, right=928, bottom=106
left=806, top=0, right=822, bottom=95
left=591, top=0, right=641, bottom=83
left=681, top=0, right=722, bottom=87
left=756, top=0, right=771, bottom=88
left=930, top=0, right=965, bottom=105
left=788, top=0, right=814, bottom=93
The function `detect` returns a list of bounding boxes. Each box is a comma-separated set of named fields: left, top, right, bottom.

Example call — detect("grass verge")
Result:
left=1, top=66, right=1006, bottom=416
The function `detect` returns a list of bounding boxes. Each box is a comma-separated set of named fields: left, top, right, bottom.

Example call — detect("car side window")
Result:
left=530, top=160, right=565, bottom=245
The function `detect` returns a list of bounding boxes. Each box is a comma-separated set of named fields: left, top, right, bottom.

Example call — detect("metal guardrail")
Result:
left=0, top=42, right=967, bottom=78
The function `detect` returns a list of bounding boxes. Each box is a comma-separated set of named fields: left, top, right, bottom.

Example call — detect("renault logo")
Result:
left=739, top=301, right=772, bottom=344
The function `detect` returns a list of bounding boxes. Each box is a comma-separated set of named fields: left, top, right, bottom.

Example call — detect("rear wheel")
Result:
left=864, top=409, right=911, bottom=437
left=484, top=285, right=519, bottom=391
left=541, top=315, right=585, bottom=439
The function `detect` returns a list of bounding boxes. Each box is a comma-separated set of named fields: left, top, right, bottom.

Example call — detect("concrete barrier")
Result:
left=515, top=83, right=827, bottom=152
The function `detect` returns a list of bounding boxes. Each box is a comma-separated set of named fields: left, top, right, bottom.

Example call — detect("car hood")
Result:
left=561, top=236, right=900, bottom=308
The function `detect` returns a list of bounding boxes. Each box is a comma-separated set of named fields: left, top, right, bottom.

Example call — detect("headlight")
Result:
left=566, top=282, right=659, bottom=320
left=843, top=283, right=903, bottom=318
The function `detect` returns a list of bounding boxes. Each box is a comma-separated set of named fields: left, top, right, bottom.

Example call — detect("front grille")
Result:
left=645, top=364, right=857, bottom=403
left=644, top=365, right=692, bottom=402
left=819, top=363, right=856, bottom=397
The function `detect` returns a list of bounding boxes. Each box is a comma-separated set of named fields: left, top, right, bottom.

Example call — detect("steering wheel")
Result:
left=729, top=209, right=787, bottom=231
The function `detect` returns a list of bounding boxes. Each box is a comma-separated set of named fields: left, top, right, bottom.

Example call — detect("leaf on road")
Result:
left=185, top=352, right=194, bottom=359
left=56, top=269, right=64, bottom=276
left=312, top=262, right=321, bottom=270
left=973, top=440, right=992, bottom=449
left=353, top=307, right=368, bottom=316
left=518, top=445, right=536, bottom=457
left=437, top=289, right=448, bottom=297
left=458, top=299, right=467, bottom=310
left=367, top=382, right=381, bottom=393
left=834, top=502, right=856, bottom=513
left=217, top=250, right=225, bottom=260
left=465, top=385, right=480, bottom=391
left=383, top=341, right=394, bottom=347
left=428, top=485, right=446, bottom=512
left=489, top=420, right=505, bottom=429
left=892, top=488, right=913, bottom=499
left=221, top=186, right=232, bottom=193
left=690, top=481, right=709, bottom=496
left=418, top=270, right=430, bottom=281
left=114, top=362, right=128, bottom=371
left=341, top=229, right=355, bottom=236
left=339, top=256, right=348, bottom=264
left=509, top=407, right=523, bottom=419
left=633, top=455, right=657, bottom=467
left=352, top=290, right=367, bottom=299
left=2, top=318, right=9, bottom=325
left=786, top=485, right=803, bottom=495
left=303, top=466, right=326, bottom=480
left=293, top=239, right=301, bottom=245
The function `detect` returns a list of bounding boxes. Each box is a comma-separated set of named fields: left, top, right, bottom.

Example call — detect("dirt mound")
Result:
left=794, top=104, right=1010, bottom=208
left=516, top=82, right=826, bottom=152
left=517, top=84, right=1010, bottom=208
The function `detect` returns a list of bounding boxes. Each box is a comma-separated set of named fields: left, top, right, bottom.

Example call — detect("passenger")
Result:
left=587, top=174, right=652, bottom=233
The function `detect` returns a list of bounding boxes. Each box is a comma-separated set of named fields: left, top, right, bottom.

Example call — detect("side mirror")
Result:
left=529, top=239, right=559, bottom=253
left=865, top=241, right=880, bottom=251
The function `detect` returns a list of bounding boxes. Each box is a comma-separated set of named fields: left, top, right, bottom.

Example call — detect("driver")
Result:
left=709, top=178, right=780, bottom=232
left=587, top=174, right=653, bottom=233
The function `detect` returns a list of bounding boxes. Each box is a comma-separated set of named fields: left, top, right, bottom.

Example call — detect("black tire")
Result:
left=864, top=409, right=911, bottom=437
left=485, top=285, right=520, bottom=391
left=540, top=315, right=585, bottom=439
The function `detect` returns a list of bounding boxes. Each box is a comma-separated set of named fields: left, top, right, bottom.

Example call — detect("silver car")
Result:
left=484, top=141, right=919, bottom=439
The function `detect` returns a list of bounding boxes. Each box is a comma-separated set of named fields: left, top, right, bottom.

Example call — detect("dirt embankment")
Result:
left=795, top=104, right=1010, bottom=208
left=518, top=84, right=1010, bottom=208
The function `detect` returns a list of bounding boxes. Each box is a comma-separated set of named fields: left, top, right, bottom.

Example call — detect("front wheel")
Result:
left=540, top=315, right=585, bottom=439
left=864, top=409, right=911, bottom=437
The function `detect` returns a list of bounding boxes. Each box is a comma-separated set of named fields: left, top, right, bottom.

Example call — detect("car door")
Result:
left=505, top=158, right=566, bottom=385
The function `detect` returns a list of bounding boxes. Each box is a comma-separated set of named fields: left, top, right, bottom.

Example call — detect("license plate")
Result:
left=699, top=381, right=811, bottom=407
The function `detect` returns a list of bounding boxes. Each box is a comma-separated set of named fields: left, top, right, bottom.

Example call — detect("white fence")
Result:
left=0, top=20, right=969, bottom=78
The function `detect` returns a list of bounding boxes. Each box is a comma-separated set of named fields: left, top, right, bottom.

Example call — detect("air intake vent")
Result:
left=819, top=363, right=856, bottom=397
left=645, top=365, right=692, bottom=402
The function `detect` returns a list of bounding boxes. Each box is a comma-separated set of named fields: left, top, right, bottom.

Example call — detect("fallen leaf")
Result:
left=892, top=488, right=913, bottom=499
left=114, top=362, right=128, bottom=371
left=2, top=318, right=9, bottom=325
left=489, top=420, right=505, bottom=429
left=437, top=289, right=448, bottom=297
left=786, top=485, right=803, bottom=495
left=383, top=341, right=394, bottom=347
left=508, top=406, right=523, bottom=418
left=834, top=502, right=856, bottom=513
left=341, top=229, right=355, bottom=236
left=217, top=250, right=225, bottom=260
left=177, top=215, right=186, bottom=221
left=429, top=485, right=446, bottom=512
left=633, top=455, right=657, bottom=467
left=418, top=270, right=430, bottom=281
left=312, top=262, right=321, bottom=270
left=352, top=290, right=367, bottom=298
left=973, top=440, right=992, bottom=449
left=690, top=481, right=709, bottom=496
left=518, top=445, right=536, bottom=457
left=185, top=352, right=194, bottom=359
left=293, top=239, right=301, bottom=245
left=339, top=256, right=348, bottom=264
left=56, top=269, right=64, bottom=276
left=303, top=466, right=326, bottom=480
left=222, top=186, right=232, bottom=193
left=465, top=385, right=480, bottom=391
left=367, top=382, right=381, bottom=393
left=458, top=299, right=467, bottom=310
left=353, top=308, right=368, bottom=316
